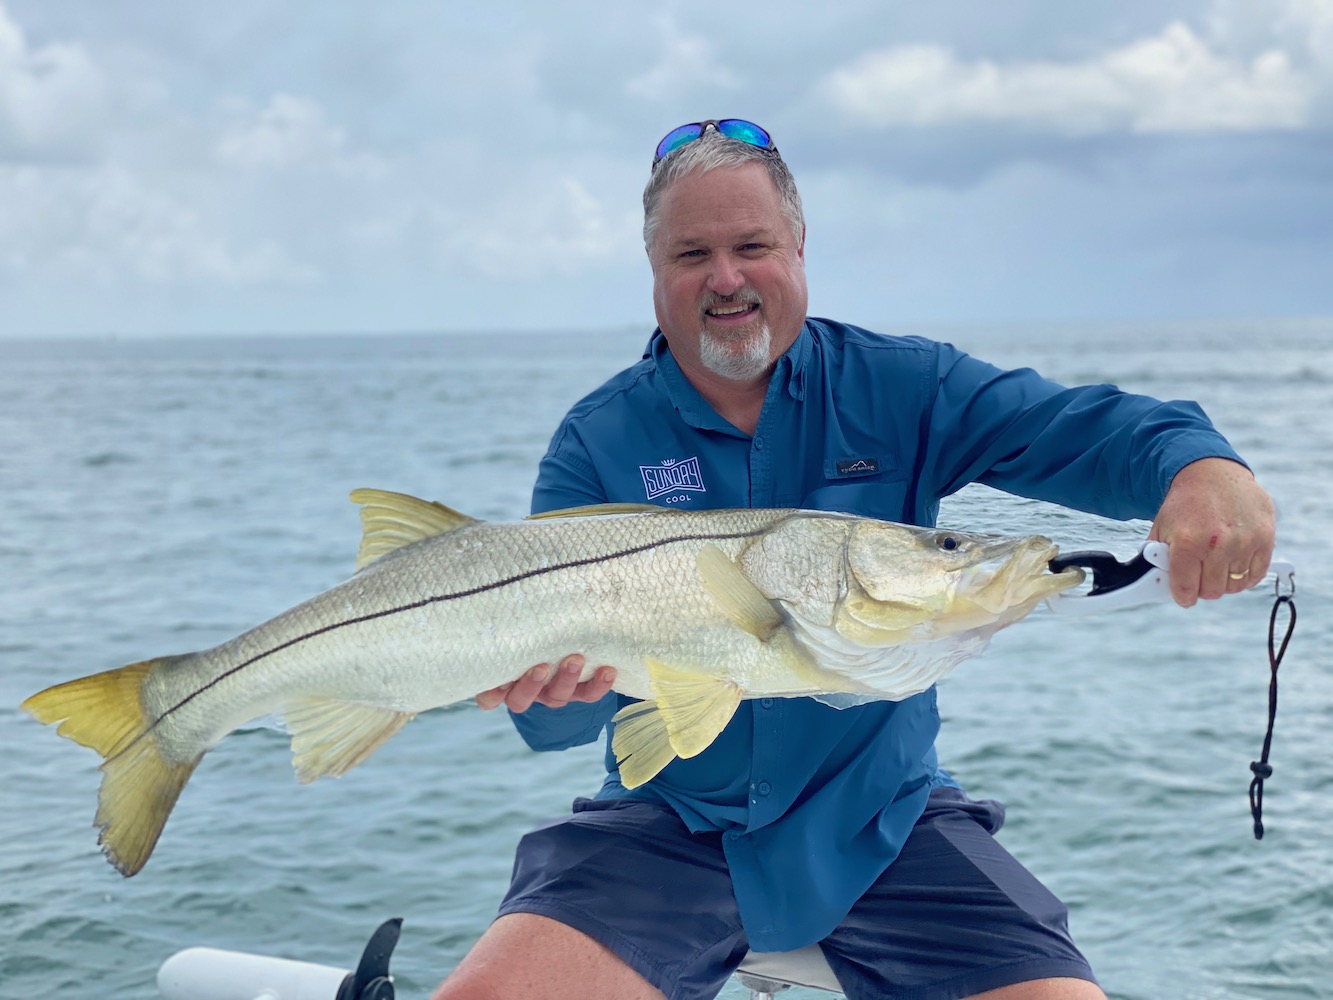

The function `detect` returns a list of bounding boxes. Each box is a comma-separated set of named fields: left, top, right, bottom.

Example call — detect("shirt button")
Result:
left=756, top=780, right=772, bottom=796
left=760, top=698, right=774, bottom=709
left=753, top=436, right=764, bottom=450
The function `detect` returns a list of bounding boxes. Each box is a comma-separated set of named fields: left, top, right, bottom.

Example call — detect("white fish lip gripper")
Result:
left=1045, top=542, right=1295, bottom=616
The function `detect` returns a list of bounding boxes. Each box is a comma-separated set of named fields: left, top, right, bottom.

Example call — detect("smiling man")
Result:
left=431, top=120, right=1276, bottom=1000
left=649, top=158, right=806, bottom=411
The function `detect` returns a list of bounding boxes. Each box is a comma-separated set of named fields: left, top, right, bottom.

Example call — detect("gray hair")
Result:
left=642, top=130, right=805, bottom=254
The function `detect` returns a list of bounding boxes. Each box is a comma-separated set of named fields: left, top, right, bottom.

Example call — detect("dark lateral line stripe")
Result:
left=113, top=525, right=771, bottom=762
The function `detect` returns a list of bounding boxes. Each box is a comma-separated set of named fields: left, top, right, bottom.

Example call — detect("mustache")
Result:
left=699, top=288, right=763, bottom=314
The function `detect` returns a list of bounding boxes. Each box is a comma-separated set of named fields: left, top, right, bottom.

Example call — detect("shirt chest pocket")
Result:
left=800, top=456, right=909, bottom=520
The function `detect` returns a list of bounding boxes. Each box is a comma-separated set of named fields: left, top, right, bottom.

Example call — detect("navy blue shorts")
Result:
left=498, top=787, right=1097, bottom=1000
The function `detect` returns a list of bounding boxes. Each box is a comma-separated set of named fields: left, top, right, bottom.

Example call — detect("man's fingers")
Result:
left=505, top=663, right=553, bottom=712
left=1246, top=550, right=1273, bottom=586
left=475, top=682, right=514, bottom=711
left=1166, top=541, right=1274, bottom=605
left=476, top=663, right=550, bottom=712
left=533, top=654, right=586, bottom=708
left=577, top=665, right=618, bottom=703
left=475, top=655, right=617, bottom=713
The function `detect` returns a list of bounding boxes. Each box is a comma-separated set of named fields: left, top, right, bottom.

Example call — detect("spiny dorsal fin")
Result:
left=526, top=502, right=667, bottom=520
left=350, top=488, right=480, bottom=570
left=696, top=543, right=785, bottom=642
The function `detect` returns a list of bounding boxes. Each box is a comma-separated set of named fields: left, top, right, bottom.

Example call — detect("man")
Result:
left=431, top=120, right=1275, bottom=1000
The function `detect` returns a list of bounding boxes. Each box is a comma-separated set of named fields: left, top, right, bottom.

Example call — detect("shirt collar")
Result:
left=648, top=322, right=812, bottom=431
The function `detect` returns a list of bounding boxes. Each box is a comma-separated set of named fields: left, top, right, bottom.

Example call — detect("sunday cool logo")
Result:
left=640, top=456, right=707, bottom=502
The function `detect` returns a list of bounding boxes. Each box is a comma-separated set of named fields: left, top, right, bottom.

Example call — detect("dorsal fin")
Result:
left=349, top=488, right=481, bottom=570
left=526, top=502, right=666, bottom=520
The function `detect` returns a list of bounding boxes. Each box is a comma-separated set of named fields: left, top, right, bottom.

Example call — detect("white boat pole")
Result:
left=157, top=946, right=349, bottom=1000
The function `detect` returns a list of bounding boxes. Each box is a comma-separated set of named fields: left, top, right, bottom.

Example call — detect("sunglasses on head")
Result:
left=652, top=119, right=773, bottom=165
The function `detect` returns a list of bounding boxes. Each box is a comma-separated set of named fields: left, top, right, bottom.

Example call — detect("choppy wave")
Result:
left=2, top=321, right=1330, bottom=999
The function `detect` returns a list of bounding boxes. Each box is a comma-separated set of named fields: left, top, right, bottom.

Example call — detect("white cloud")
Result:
left=435, top=173, right=641, bottom=281
left=0, top=2, right=108, bottom=159
left=625, top=19, right=741, bottom=101
left=821, top=19, right=1315, bottom=135
left=216, top=93, right=352, bottom=169
left=1210, top=0, right=1333, bottom=66
left=0, top=162, right=319, bottom=286
left=0, top=0, right=1329, bottom=335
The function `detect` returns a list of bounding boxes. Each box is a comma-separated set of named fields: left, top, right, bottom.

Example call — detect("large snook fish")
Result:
left=24, top=489, right=1084, bottom=876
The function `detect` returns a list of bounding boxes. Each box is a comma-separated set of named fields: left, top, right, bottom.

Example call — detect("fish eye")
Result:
left=934, top=533, right=961, bottom=552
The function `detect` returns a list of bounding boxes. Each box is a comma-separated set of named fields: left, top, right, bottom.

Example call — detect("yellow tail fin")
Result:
left=22, top=659, right=200, bottom=876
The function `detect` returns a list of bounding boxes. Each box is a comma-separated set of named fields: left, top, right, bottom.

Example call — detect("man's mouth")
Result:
left=704, top=301, right=761, bottom=321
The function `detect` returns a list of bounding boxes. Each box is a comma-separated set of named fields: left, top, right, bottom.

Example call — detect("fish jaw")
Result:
left=957, top=536, right=1085, bottom=617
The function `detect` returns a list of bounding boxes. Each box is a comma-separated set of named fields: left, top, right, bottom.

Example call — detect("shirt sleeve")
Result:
left=920, top=343, right=1246, bottom=521
left=507, top=420, right=620, bottom=752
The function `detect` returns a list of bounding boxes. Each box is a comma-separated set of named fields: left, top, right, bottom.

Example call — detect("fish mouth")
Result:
left=961, top=538, right=1085, bottom=614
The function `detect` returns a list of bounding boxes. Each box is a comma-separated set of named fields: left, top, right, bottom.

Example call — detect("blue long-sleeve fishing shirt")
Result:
left=514, top=318, right=1243, bottom=952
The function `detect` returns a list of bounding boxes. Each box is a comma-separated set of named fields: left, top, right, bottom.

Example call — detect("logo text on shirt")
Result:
left=640, top=456, right=707, bottom=502
left=836, top=458, right=880, bottom=475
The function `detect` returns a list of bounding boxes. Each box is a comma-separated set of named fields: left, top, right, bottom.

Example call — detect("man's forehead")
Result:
left=658, top=168, right=784, bottom=236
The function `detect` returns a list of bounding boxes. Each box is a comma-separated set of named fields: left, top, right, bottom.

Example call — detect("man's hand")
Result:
left=476, top=653, right=617, bottom=713
left=1148, top=457, right=1276, bottom=607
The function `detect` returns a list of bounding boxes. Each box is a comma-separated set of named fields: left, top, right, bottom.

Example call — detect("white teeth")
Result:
left=708, top=304, right=754, bottom=316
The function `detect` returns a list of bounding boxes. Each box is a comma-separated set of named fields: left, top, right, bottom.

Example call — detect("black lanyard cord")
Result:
left=1249, top=591, right=1296, bottom=840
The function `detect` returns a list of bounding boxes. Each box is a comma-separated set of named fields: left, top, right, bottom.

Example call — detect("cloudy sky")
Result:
left=2, top=0, right=1330, bottom=338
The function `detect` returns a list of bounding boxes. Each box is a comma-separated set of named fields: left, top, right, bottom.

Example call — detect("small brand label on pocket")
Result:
left=835, top=458, right=879, bottom=476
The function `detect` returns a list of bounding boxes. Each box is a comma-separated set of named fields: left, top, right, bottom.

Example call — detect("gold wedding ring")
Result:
left=1228, top=571, right=1248, bottom=580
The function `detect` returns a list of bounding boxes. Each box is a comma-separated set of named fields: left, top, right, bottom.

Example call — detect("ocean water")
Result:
left=1, top=320, right=1329, bottom=999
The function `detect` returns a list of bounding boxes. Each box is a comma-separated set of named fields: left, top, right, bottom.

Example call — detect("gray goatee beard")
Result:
left=697, top=290, right=773, bottom=382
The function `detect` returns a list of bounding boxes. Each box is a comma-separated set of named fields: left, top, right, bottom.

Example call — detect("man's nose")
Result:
left=706, top=253, right=746, bottom=295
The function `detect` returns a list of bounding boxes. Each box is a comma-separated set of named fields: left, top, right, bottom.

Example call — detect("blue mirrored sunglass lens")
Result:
left=655, top=124, right=705, bottom=160
left=716, top=119, right=772, bottom=148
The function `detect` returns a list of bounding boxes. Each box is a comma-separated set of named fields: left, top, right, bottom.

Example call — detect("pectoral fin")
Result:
left=696, top=544, right=785, bottom=642
left=698, top=545, right=868, bottom=696
left=284, top=698, right=415, bottom=783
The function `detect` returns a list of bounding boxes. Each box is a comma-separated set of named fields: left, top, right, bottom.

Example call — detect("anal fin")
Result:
left=646, top=656, right=742, bottom=759
left=609, top=658, right=744, bottom=789
left=610, top=700, right=678, bottom=790
left=284, top=698, right=415, bottom=783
